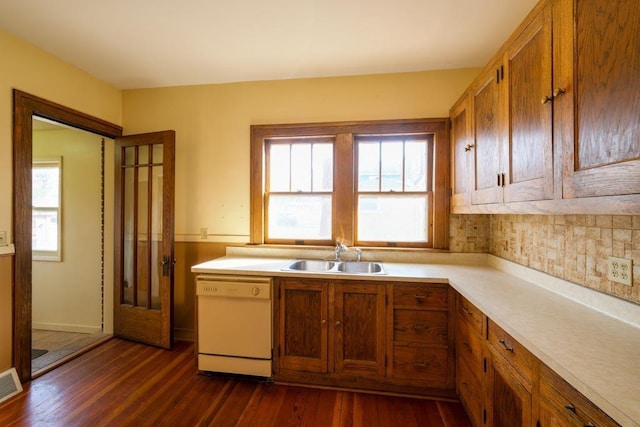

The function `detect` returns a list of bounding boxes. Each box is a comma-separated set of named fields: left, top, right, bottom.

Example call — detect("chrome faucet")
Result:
left=354, top=247, right=362, bottom=262
left=335, top=242, right=348, bottom=260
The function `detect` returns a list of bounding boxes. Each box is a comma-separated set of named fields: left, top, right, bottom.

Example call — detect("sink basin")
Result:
left=283, top=259, right=386, bottom=275
left=336, top=261, right=386, bottom=274
left=284, top=259, right=337, bottom=272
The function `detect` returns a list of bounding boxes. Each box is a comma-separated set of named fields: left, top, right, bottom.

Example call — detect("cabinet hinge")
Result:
left=385, top=355, right=387, bottom=367
left=483, top=357, right=487, bottom=373
left=496, top=68, right=500, bottom=84
left=501, top=172, right=505, bottom=187
left=500, top=65, right=504, bottom=81
left=483, top=409, right=487, bottom=424
left=536, top=421, right=541, bottom=427
left=277, top=345, right=281, bottom=357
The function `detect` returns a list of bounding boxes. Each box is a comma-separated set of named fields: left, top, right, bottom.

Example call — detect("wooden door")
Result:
left=504, top=4, right=554, bottom=203
left=472, top=59, right=505, bottom=205
left=450, top=92, right=474, bottom=209
left=114, top=131, right=175, bottom=348
left=557, top=0, right=640, bottom=198
left=278, top=278, right=328, bottom=373
left=486, top=355, right=532, bottom=427
left=333, top=282, right=385, bottom=378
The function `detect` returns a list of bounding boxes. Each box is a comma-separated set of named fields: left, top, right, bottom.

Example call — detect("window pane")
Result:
left=269, top=144, right=290, bottom=191
left=33, top=166, right=60, bottom=207
left=358, top=142, right=380, bottom=191
left=291, top=144, right=311, bottom=192
left=268, top=194, right=331, bottom=239
left=405, top=141, right=427, bottom=191
left=33, top=209, right=58, bottom=251
left=357, top=195, right=427, bottom=242
left=380, top=141, right=403, bottom=191
left=312, top=143, right=333, bottom=191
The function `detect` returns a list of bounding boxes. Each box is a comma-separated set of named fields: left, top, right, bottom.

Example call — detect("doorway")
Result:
left=30, top=118, right=112, bottom=376
left=13, top=90, right=123, bottom=381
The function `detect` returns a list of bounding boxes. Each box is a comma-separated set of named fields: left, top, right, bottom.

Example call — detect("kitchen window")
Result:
left=251, top=119, right=450, bottom=249
left=32, top=158, right=62, bottom=261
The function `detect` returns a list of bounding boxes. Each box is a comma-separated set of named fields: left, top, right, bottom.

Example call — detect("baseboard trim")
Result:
left=32, top=323, right=102, bottom=334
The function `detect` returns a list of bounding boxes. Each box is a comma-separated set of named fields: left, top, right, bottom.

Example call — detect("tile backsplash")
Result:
left=450, top=214, right=640, bottom=305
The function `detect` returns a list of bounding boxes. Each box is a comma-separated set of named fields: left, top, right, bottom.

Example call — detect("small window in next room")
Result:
left=32, top=158, right=62, bottom=261
left=251, top=119, right=450, bottom=249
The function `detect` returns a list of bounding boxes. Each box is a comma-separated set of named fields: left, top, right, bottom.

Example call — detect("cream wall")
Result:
left=32, top=128, right=104, bottom=333
left=122, top=69, right=479, bottom=242
left=0, top=29, right=121, bottom=371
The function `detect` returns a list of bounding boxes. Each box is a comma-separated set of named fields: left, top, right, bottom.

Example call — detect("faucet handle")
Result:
left=355, top=247, right=362, bottom=262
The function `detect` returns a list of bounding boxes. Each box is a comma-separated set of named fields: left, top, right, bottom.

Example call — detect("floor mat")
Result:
left=31, top=349, right=48, bottom=360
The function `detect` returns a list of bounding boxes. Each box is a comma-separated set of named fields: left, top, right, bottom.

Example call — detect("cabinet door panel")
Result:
left=279, top=279, right=328, bottom=373
left=334, top=282, right=385, bottom=377
left=487, top=355, right=532, bottom=427
left=451, top=93, right=473, bottom=208
left=560, top=0, right=640, bottom=198
left=472, top=62, right=504, bottom=205
left=505, top=5, right=553, bottom=202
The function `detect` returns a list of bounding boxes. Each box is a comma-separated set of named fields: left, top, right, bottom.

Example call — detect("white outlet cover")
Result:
left=0, top=231, right=7, bottom=247
left=608, top=256, right=633, bottom=286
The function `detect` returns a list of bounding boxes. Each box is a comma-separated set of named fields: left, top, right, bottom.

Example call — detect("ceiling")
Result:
left=0, top=0, right=538, bottom=90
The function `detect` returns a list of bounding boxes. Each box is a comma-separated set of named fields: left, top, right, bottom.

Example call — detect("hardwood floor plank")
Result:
left=0, top=339, right=472, bottom=426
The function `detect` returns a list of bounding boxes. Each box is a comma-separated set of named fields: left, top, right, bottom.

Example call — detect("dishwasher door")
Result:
left=196, top=275, right=272, bottom=377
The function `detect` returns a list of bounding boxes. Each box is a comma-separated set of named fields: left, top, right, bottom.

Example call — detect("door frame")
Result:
left=12, top=90, right=123, bottom=381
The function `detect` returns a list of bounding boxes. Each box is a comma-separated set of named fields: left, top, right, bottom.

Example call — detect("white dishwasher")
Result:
left=196, top=275, right=272, bottom=377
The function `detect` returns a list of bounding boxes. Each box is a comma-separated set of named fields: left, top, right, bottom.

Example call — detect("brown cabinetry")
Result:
left=275, top=277, right=386, bottom=385
left=539, top=364, right=620, bottom=427
left=451, top=0, right=640, bottom=214
left=450, top=93, right=473, bottom=209
left=275, top=278, right=455, bottom=397
left=557, top=0, right=640, bottom=199
left=455, top=295, right=486, bottom=427
left=387, top=284, right=455, bottom=390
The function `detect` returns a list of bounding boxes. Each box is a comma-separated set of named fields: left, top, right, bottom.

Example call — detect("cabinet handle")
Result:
left=412, top=361, right=428, bottom=368
left=461, top=306, right=472, bottom=316
left=464, top=144, right=474, bottom=152
left=463, top=342, right=473, bottom=353
left=541, top=95, right=553, bottom=104
left=584, top=423, right=595, bottom=427
left=413, top=294, right=427, bottom=301
left=498, top=339, right=514, bottom=352
left=321, top=319, right=326, bottom=325
left=335, top=321, right=341, bottom=327
left=553, top=88, right=566, bottom=98
left=412, top=324, right=429, bottom=331
left=564, top=403, right=576, bottom=413
left=462, top=381, right=471, bottom=393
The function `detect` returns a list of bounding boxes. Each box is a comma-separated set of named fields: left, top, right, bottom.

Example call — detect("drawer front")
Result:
left=394, top=309, right=448, bottom=345
left=457, top=295, right=484, bottom=335
left=456, top=314, right=483, bottom=372
left=487, top=319, right=535, bottom=386
left=540, top=365, right=620, bottom=427
left=457, top=356, right=483, bottom=427
left=392, top=346, right=450, bottom=384
left=393, top=284, right=448, bottom=309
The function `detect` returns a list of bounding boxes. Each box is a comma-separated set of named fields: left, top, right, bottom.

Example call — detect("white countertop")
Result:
left=192, top=250, right=640, bottom=427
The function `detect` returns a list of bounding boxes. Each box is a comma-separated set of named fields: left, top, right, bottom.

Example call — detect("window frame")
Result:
left=32, top=157, right=63, bottom=261
left=250, top=118, right=450, bottom=249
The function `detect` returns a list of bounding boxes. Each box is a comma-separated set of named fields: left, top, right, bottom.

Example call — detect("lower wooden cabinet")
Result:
left=539, top=364, right=620, bottom=427
left=486, top=350, right=533, bottom=427
left=274, top=277, right=455, bottom=397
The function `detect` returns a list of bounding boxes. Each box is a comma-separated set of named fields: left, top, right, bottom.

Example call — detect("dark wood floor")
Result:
left=0, top=339, right=471, bottom=426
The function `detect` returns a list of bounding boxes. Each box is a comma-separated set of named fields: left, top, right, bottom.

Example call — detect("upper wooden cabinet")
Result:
left=450, top=0, right=640, bottom=214
left=556, top=0, right=640, bottom=199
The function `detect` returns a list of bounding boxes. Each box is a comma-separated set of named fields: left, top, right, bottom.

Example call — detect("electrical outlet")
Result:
left=0, top=231, right=6, bottom=246
left=200, top=227, right=208, bottom=240
left=607, top=256, right=633, bottom=286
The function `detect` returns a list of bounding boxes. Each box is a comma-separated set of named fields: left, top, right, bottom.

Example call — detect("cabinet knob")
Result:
left=541, top=95, right=553, bottom=104
left=464, top=144, right=475, bottom=152
left=553, top=88, right=566, bottom=98
left=321, top=319, right=326, bottom=325
left=335, top=321, right=341, bottom=327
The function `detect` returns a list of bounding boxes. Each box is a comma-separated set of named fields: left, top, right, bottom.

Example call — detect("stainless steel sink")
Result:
left=285, top=259, right=337, bottom=272
left=282, top=259, right=386, bottom=275
left=336, top=261, right=385, bottom=274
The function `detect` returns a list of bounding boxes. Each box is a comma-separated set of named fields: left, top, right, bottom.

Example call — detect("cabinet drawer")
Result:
left=540, top=364, right=620, bottom=427
left=457, top=356, right=483, bottom=427
left=392, top=346, right=450, bottom=383
left=487, top=319, right=536, bottom=386
left=457, top=295, right=485, bottom=335
left=394, top=309, right=448, bottom=345
left=456, top=313, right=483, bottom=372
left=393, top=284, right=448, bottom=309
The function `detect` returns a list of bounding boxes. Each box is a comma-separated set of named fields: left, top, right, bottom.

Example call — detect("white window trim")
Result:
left=33, top=157, right=62, bottom=262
